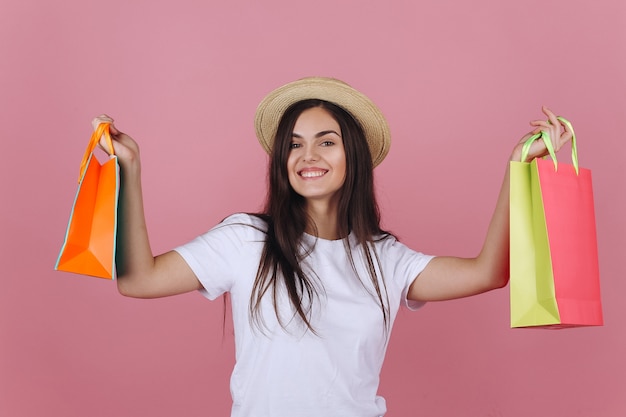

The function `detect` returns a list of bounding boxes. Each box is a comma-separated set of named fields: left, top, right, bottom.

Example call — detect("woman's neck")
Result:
left=304, top=200, right=342, bottom=240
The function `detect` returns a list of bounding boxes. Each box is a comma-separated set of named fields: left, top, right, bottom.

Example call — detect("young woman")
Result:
left=93, top=77, right=572, bottom=417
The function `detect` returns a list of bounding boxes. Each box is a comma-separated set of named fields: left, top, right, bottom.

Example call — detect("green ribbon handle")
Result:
left=519, top=116, right=579, bottom=175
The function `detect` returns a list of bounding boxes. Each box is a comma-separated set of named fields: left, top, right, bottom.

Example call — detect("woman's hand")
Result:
left=510, top=106, right=574, bottom=163
left=91, top=114, right=141, bottom=171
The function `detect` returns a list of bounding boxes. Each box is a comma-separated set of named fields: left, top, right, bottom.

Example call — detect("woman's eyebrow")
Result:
left=292, top=130, right=341, bottom=139
left=316, top=130, right=341, bottom=138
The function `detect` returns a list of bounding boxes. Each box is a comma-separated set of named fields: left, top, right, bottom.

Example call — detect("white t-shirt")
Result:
left=175, top=213, right=434, bottom=417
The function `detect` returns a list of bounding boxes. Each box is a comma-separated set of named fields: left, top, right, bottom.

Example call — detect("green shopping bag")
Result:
left=509, top=118, right=602, bottom=328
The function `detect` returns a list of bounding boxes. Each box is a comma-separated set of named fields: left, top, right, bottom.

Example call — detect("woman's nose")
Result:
left=302, top=145, right=319, bottom=162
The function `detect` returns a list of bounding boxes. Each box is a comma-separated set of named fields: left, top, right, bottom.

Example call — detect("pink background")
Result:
left=1, top=0, right=625, bottom=416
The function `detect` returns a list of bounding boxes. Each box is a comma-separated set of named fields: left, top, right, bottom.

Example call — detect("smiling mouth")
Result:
left=299, top=169, right=328, bottom=178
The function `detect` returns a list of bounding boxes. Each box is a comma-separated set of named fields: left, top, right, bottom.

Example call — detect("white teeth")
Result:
left=300, top=171, right=326, bottom=178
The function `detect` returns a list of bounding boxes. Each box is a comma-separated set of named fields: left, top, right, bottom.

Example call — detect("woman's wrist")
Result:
left=510, top=143, right=524, bottom=163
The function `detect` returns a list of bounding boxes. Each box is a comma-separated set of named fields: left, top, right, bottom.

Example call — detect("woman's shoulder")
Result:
left=371, top=232, right=422, bottom=256
left=371, top=231, right=399, bottom=247
left=215, top=212, right=269, bottom=236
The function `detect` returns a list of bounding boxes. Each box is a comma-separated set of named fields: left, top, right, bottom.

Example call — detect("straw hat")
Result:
left=254, top=77, right=391, bottom=167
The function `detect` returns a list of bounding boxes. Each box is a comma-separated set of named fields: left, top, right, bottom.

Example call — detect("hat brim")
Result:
left=254, top=77, right=391, bottom=167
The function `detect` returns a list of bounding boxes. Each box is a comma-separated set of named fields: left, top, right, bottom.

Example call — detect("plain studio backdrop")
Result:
left=1, top=0, right=624, bottom=416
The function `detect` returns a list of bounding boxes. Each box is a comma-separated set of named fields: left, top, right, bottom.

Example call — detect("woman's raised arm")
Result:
left=407, top=106, right=573, bottom=302
left=93, top=115, right=202, bottom=298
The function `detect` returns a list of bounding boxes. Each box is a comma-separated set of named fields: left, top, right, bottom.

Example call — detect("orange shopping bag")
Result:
left=55, top=123, right=119, bottom=279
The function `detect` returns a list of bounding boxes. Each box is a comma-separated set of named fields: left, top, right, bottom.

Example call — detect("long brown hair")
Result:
left=250, top=99, right=392, bottom=333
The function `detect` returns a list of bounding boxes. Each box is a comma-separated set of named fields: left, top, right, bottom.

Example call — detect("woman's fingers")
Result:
left=533, top=107, right=572, bottom=153
left=542, top=106, right=560, bottom=127
left=89, top=115, right=142, bottom=167
left=91, top=114, right=120, bottom=156
left=92, top=114, right=114, bottom=130
left=512, top=107, right=574, bottom=162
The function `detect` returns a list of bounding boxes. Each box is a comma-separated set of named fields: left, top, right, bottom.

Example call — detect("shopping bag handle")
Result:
left=78, top=123, right=114, bottom=183
left=520, top=116, right=578, bottom=175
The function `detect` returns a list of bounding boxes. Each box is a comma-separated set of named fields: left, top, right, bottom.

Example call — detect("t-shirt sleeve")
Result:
left=173, top=213, right=264, bottom=300
left=382, top=237, right=435, bottom=311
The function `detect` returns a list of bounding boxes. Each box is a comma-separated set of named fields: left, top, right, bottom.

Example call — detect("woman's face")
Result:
left=287, top=106, right=347, bottom=207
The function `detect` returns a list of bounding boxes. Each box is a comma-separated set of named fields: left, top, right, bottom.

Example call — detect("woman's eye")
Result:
left=289, top=143, right=301, bottom=149
left=321, top=141, right=334, bottom=147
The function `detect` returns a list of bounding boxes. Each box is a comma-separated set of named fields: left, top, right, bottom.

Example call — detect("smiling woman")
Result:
left=90, top=76, right=573, bottom=417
